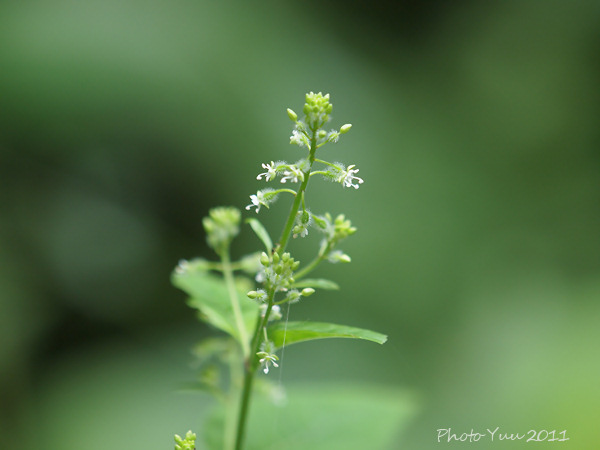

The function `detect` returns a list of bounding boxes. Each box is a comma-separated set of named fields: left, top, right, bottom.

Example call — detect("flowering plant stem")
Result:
left=220, top=250, right=250, bottom=358
left=234, top=131, right=317, bottom=450
left=172, top=92, right=386, bottom=450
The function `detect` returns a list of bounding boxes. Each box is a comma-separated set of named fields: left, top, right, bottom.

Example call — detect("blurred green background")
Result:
left=1, top=0, right=599, bottom=448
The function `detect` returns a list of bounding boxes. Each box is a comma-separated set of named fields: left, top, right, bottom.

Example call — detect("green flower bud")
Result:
left=340, top=123, right=352, bottom=134
left=301, top=210, right=310, bottom=224
left=340, top=254, right=351, bottom=263
left=287, top=108, right=298, bottom=122
left=260, top=252, right=270, bottom=266
left=174, top=431, right=196, bottom=450
left=247, top=290, right=259, bottom=299
left=272, top=252, right=280, bottom=264
left=301, top=288, right=315, bottom=297
left=203, top=207, right=241, bottom=254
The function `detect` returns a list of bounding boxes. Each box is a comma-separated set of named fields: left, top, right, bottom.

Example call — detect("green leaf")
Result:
left=206, top=384, right=416, bottom=450
left=172, top=268, right=259, bottom=344
left=245, top=218, right=272, bottom=253
left=267, top=321, right=387, bottom=350
left=293, top=278, right=340, bottom=290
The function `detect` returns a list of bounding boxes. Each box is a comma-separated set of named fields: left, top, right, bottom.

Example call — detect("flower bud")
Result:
left=301, top=288, right=315, bottom=297
left=339, top=253, right=351, bottom=263
left=287, top=108, right=298, bottom=122
left=247, top=290, right=259, bottom=299
left=260, top=252, right=270, bottom=266
left=340, top=123, right=352, bottom=134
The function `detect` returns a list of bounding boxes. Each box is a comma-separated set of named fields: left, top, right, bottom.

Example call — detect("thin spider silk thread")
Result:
left=277, top=302, right=291, bottom=385
left=272, top=302, right=291, bottom=435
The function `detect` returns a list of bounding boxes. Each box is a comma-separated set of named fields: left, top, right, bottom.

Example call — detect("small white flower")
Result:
left=260, top=304, right=281, bottom=320
left=281, top=165, right=304, bottom=184
left=245, top=194, right=263, bottom=213
left=270, top=304, right=282, bottom=320
left=245, top=189, right=274, bottom=213
left=293, top=223, right=309, bottom=238
left=257, top=161, right=278, bottom=181
left=293, top=209, right=312, bottom=238
left=337, top=164, right=364, bottom=189
left=175, top=259, right=189, bottom=274
left=257, top=352, right=279, bottom=374
left=255, top=269, right=266, bottom=283
left=290, top=129, right=309, bottom=148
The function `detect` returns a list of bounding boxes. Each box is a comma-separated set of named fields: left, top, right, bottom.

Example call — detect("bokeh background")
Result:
left=1, top=1, right=599, bottom=448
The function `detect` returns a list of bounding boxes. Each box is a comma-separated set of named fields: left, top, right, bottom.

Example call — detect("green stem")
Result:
left=278, top=135, right=317, bottom=253
left=234, top=130, right=318, bottom=450
left=234, top=362, right=255, bottom=450
left=293, top=256, right=324, bottom=280
left=234, top=287, right=275, bottom=450
left=221, top=250, right=250, bottom=358
left=314, top=158, right=336, bottom=166
left=272, top=188, right=298, bottom=196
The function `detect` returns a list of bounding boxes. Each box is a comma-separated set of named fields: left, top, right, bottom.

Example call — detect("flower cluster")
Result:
left=313, top=213, right=356, bottom=242
left=255, top=159, right=310, bottom=185
left=171, top=92, right=384, bottom=450
left=259, top=251, right=299, bottom=291
left=202, top=207, right=241, bottom=254
left=312, top=213, right=357, bottom=263
left=174, top=431, right=196, bottom=450
left=303, top=91, right=333, bottom=131
left=247, top=93, right=362, bottom=215
left=288, top=92, right=352, bottom=149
